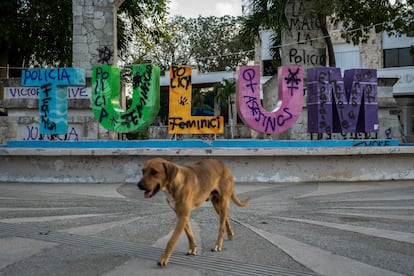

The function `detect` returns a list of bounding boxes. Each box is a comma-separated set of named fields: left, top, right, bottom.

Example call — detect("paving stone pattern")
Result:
left=0, top=181, right=413, bottom=275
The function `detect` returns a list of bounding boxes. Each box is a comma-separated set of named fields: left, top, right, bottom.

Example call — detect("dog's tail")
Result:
left=231, top=192, right=251, bottom=207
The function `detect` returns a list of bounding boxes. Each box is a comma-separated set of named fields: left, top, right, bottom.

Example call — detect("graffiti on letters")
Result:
left=307, top=67, right=378, bottom=135
left=236, top=66, right=304, bottom=134
left=168, top=66, right=224, bottom=134
left=91, top=64, right=160, bottom=133
left=21, top=68, right=86, bottom=135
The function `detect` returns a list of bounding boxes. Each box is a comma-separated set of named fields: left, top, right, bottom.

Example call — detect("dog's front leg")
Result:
left=158, top=215, right=189, bottom=266
left=184, top=222, right=197, bottom=255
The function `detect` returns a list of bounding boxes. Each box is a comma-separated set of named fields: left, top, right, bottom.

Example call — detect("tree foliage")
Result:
left=117, top=0, right=168, bottom=62
left=0, top=0, right=73, bottom=71
left=0, top=1, right=251, bottom=77
left=321, top=0, right=413, bottom=45
left=0, top=0, right=168, bottom=77
left=135, top=15, right=254, bottom=73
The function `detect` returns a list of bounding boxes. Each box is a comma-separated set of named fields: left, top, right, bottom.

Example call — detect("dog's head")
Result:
left=137, top=158, right=178, bottom=198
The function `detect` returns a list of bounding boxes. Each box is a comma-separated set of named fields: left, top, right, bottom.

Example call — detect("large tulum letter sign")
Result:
left=236, top=66, right=304, bottom=134
left=19, top=64, right=379, bottom=139
left=91, top=64, right=160, bottom=133
left=21, top=68, right=86, bottom=135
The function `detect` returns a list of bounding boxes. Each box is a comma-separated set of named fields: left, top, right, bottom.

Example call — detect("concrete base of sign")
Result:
left=1, top=140, right=413, bottom=184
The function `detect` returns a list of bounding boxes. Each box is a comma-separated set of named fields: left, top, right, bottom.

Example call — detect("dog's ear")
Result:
left=163, top=161, right=178, bottom=182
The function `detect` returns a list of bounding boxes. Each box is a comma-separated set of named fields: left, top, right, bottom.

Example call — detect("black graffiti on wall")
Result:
left=289, top=48, right=326, bottom=66
left=286, top=0, right=326, bottom=66
left=24, top=125, right=79, bottom=141
left=97, top=46, right=113, bottom=65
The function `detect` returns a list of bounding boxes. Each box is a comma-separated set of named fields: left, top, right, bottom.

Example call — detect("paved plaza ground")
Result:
left=0, top=180, right=413, bottom=275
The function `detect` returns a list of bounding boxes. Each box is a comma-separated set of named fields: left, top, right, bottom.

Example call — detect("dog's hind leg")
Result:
left=225, top=218, right=234, bottom=240
left=210, top=190, right=234, bottom=240
left=184, top=222, right=197, bottom=255
left=211, top=193, right=234, bottom=240
left=211, top=195, right=231, bottom=252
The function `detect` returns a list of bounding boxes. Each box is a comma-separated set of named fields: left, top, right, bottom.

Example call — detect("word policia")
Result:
left=21, top=65, right=378, bottom=136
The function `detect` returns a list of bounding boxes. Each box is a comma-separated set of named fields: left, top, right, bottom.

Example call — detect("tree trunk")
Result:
left=228, top=94, right=235, bottom=139
left=0, top=46, right=9, bottom=79
left=318, top=13, right=335, bottom=67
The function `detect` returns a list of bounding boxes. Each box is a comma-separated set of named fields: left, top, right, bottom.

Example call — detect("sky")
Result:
left=168, top=0, right=242, bottom=18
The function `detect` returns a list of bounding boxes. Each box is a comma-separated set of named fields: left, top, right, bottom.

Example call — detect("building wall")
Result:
left=382, top=33, right=414, bottom=49
left=330, top=28, right=383, bottom=70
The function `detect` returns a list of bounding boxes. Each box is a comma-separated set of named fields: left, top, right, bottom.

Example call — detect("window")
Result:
left=333, top=43, right=361, bottom=72
left=384, top=47, right=414, bottom=68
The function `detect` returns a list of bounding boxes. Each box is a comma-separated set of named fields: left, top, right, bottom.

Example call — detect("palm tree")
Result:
left=212, top=79, right=236, bottom=138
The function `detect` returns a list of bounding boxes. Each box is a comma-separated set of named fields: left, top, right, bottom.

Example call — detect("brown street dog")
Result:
left=137, top=157, right=251, bottom=266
